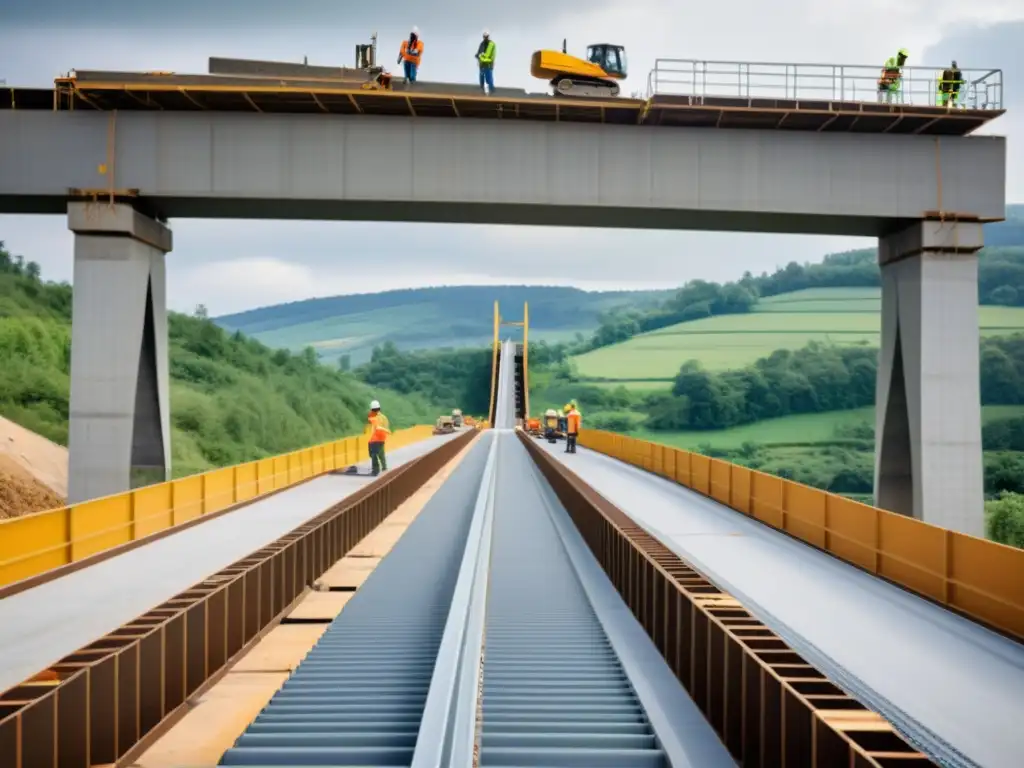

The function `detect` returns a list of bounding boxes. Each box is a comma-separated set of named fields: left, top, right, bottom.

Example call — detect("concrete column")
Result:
left=67, top=202, right=172, bottom=504
left=875, top=219, right=985, bottom=537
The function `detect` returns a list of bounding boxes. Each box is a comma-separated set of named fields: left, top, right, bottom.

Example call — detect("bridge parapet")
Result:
left=648, top=58, right=1004, bottom=111
left=0, top=425, right=434, bottom=591
left=579, top=428, right=1024, bottom=643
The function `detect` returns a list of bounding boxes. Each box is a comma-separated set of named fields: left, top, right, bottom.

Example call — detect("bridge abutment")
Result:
left=875, top=219, right=985, bottom=537
left=67, top=202, right=172, bottom=504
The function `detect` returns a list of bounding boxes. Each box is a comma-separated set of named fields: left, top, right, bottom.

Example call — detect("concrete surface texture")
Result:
left=0, top=111, right=1005, bottom=235
left=542, top=440, right=1024, bottom=768
left=66, top=202, right=172, bottom=503
left=0, top=433, right=455, bottom=694
left=0, top=415, right=67, bottom=498
left=875, top=220, right=986, bottom=536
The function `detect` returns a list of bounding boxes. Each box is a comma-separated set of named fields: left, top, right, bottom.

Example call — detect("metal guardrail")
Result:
left=647, top=59, right=1004, bottom=111
left=0, top=430, right=475, bottom=768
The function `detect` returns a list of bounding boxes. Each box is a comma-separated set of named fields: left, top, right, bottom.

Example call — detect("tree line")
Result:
left=641, top=334, right=1024, bottom=432
left=584, top=245, right=1024, bottom=353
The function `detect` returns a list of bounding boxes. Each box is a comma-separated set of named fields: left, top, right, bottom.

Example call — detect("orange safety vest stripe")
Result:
left=368, top=412, right=391, bottom=442
left=400, top=39, right=423, bottom=65
left=567, top=412, right=581, bottom=433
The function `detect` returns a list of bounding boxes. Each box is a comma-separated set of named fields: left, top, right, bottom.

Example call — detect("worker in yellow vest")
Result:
left=367, top=399, right=391, bottom=476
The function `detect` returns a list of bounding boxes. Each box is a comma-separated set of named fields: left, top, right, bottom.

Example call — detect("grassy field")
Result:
left=218, top=285, right=669, bottom=366
left=572, top=287, right=1024, bottom=386
left=631, top=405, right=1024, bottom=450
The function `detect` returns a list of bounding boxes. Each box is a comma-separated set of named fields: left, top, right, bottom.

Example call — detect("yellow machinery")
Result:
left=433, top=415, right=455, bottom=435
left=531, top=39, right=627, bottom=98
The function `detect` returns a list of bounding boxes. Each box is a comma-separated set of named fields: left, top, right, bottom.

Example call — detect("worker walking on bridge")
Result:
left=477, top=29, right=496, bottom=94
left=877, top=48, right=908, bottom=104
left=565, top=404, right=581, bottom=454
left=938, top=60, right=963, bottom=107
left=398, top=27, right=423, bottom=83
left=367, top=399, right=391, bottom=476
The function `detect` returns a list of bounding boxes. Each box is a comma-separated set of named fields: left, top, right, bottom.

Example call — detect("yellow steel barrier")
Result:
left=578, top=429, right=1024, bottom=642
left=0, top=424, right=435, bottom=590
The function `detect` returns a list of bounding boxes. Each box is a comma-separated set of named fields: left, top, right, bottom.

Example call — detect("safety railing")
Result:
left=0, top=424, right=435, bottom=591
left=647, top=59, right=1004, bottom=111
left=579, top=429, right=1024, bottom=642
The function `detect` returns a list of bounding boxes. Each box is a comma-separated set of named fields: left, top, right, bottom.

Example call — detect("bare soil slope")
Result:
left=0, top=416, right=67, bottom=518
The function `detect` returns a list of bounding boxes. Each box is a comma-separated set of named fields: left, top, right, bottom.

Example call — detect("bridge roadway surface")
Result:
left=0, top=434, right=457, bottom=694
left=534, top=440, right=1024, bottom=768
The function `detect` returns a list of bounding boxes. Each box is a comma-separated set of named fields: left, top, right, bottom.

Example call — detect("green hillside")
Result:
left=571, top=288, right=1024, bottom=388
left=215, top=285, right=671, bottom=366
left=0, top=243, right=436, bottom=482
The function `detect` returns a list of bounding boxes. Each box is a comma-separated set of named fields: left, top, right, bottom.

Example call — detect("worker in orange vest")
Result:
left=398, top=27, right=424, bottom=84
left=367, top=399, right=391, bottom=475
left=565, top=404, right=581, bottom=454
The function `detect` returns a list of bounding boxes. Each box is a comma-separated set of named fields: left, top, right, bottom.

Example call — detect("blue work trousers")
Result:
left=403, top=60, right=418, bottom=82
left=479, top=65, right=494, bottom=93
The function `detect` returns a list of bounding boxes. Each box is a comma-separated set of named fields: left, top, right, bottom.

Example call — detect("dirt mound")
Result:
left=0, top=416, right=67, bottom=498
left=0, top=456, right=65, bottom=519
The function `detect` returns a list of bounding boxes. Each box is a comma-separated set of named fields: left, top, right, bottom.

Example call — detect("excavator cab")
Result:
left=586, top=44, right=627, bottom=79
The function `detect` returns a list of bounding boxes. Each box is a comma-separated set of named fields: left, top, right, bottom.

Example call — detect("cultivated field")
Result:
left=630, top=405, right=1024, bottom=450
left=572, top=287, right=1024, bottom=387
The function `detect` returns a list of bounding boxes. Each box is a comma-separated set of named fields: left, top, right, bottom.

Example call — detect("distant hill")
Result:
left=215, top=285, right=672, bottom=365
left=215, top=206, right=1023, bottom=365
left=571, top=286, right=1024, bottom=387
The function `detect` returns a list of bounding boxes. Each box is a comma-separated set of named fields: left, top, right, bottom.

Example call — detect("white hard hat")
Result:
left=370, top=399, right=380, bottom=410
left=411, top=26, right=419, bottom=35
left=482, top=28, right=490, bottom=37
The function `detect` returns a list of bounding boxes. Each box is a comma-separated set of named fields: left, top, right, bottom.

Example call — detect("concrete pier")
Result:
left=67, top=202, right=172, bottom=503
left=875, top=219, right=986, bottom=536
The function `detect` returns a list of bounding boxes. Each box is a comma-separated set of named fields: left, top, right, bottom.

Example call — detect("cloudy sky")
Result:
left=1, top=2, right=1020, bottom=315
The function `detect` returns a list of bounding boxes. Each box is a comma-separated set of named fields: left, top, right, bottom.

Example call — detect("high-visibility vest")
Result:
left=368, top=412, right=391, bottom=443
left=400, top=38, right=423, bottom=66
left=879, top=57, right=902, bottom=88
left=478, top=39, right=496, bottom=66
left=567, top=410, right=581, bottom=434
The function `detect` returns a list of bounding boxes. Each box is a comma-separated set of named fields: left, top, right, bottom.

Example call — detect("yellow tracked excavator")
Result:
left=531, top=39, right=628, bottom=98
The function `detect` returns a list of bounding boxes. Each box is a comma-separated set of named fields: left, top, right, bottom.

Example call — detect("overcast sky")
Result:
left=1, top=2, right=1020, bottom=315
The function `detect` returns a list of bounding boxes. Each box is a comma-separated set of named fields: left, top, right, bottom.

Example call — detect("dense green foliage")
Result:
left=637, top=335, right=1024, bottom=432
left=985, top=492, right=1024, bottom=548
left=358, top=342, right=493, bottom=416
left=0, top=242, right=435, bottom=480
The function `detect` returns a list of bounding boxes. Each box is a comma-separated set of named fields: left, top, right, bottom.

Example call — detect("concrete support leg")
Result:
left=67, top=202, right=172, bottom=504
left=875, top=220, right=984, bottom=537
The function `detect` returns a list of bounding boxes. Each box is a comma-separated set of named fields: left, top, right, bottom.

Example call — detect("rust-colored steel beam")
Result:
left=519, top=432, right=938, bottom=768
left=0, top=431, right=474, bottom=768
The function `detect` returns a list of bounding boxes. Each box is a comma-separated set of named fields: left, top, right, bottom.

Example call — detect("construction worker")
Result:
left=565, top=404, right=581, bottom=454
left=367, top=399, right=391, bottom=476
left=878, top=49, right=908, bottom=104
left=938, top=60, right=963, bottom=108
left=559, top=402, right=571, bottom=435
left=477, top=29, right=496, bottom=94
left=398, top=27, right=423, bottom=84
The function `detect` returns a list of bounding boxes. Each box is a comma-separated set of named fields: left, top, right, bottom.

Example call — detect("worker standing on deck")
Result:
left=565, top=404, right=581, bottom=454
left=367, top=400, right=391, bottom=476
left=398, top=27, right=423, bottom=83
left=938, top=60, right=963, bottom=107
left=877, top=49, right=908, bottom=104
left=477, top=29, right=496, bottom=94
